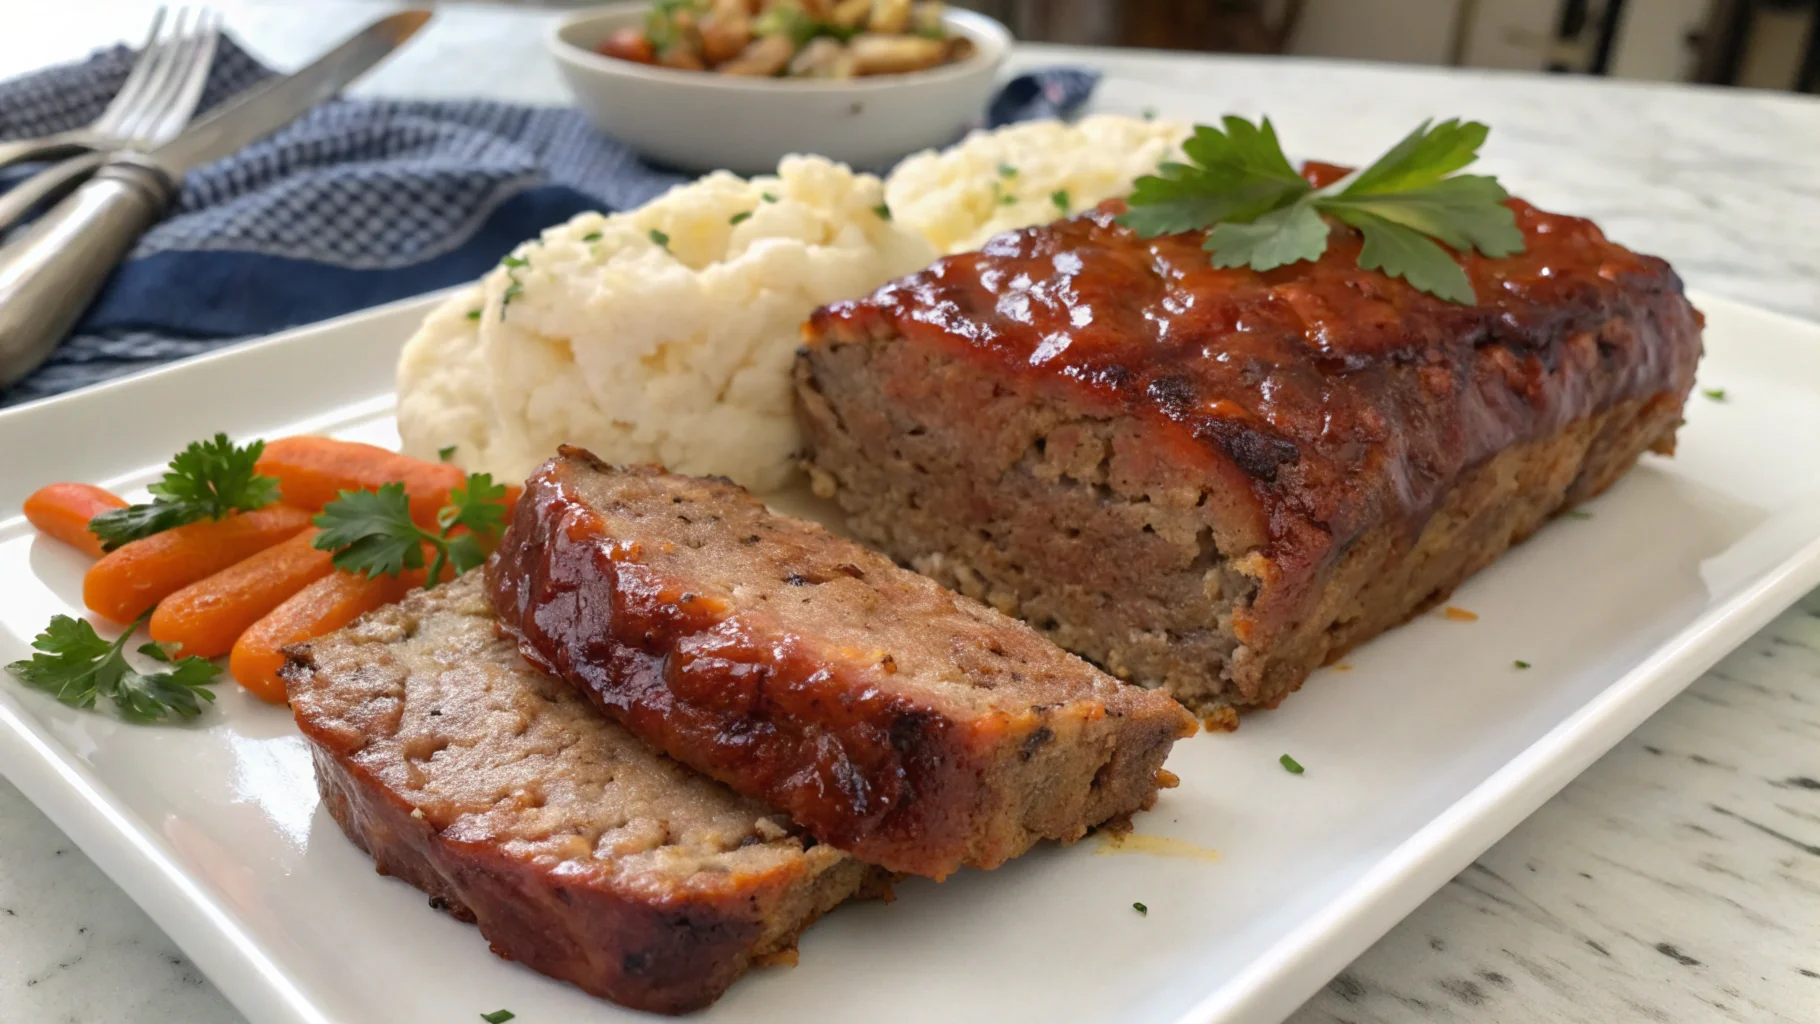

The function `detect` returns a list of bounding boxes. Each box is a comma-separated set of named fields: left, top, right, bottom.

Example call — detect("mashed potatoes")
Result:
left=396, top=157, right=935, bottom=491
left=397, top=117, right=1184, bottom=491
left=884, top=115, right=1190, bottom=254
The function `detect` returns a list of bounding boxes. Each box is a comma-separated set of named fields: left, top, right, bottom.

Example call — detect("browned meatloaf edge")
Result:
left=283, top=575, right=881, bottom=1015
left=793, top=176, right=1704, bottom=725
left=486, top=451, right=1196, bottom=880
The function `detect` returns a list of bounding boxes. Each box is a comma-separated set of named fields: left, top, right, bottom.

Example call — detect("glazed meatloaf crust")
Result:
left=794, top=164, right=1704, bottom=723
left=283, top=575, right=878, bottom=1015
left=486, top=449, right=1196, bottom=880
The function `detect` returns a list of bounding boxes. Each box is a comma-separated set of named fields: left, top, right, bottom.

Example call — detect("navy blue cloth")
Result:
left=0, top=38, right=1097, bottom=406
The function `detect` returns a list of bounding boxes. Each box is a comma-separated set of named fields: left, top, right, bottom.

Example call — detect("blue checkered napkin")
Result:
left=0, top=36, right=1099, bottom=407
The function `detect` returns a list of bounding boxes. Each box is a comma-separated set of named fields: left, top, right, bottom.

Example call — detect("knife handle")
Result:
left=0, top=156, right=176, bottom=389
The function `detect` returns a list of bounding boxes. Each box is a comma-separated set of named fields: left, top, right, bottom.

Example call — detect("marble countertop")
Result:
left=3, top=3, right=1818, bottom=1022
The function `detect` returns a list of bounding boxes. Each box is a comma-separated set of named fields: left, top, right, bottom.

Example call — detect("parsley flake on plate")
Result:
left=313, top=474, right=511, bottom=587
left=438, top=445, right=458, bottom=462
left=6, top=612, right=219, bottom=723
left=1279, top=753, right=1305, bottom=775
left=1514, top=660, right=1531, bottom=669
left=1117, top=116, right=1524, bottom=304
left=480, top=1011, right=515, bottom=1024
left=1132, top=902, right=1148, bottom=915
left=88, top=434, right=280, bottom=551
left=1702, top=387, right=1726, bottom=402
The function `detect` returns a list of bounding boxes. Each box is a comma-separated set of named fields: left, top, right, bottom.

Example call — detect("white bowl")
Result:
left=548, top=3, right=1010, bottom=174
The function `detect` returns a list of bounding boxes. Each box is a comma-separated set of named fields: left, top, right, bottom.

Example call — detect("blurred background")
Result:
left=511, top=0, right=1820, bottom=91
left=955, top=0, right=1820, bottom=91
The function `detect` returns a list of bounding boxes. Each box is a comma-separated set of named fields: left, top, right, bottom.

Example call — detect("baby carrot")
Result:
left=148, top=528, right=338, bottom=659
left=256, top=435, right=466, bottom=527
left=23, top=483, right=127, bottom=558
left=228, top=567, right=425, bottom=703
left=83, top=504, right=314, bottom=624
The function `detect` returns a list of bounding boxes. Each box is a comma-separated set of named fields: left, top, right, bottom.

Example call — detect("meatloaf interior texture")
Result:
left=794, top=166, right=1704, bottom=725
left=486, top=450, right=1196, bottom=880
left=283, top=575, right=879, bottom=1015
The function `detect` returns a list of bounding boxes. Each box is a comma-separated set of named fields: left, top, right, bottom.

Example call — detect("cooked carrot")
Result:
left=148, top=528, right=339, bottom=659
left=23, top=483, right=127, bottom=558
left=256, top=436, right=466, bottom=527
left=229, top=567, right=424, bottom=703
left=83, top=504, right=314, bottom=624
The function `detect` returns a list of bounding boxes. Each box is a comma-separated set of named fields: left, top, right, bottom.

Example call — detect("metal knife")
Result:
left=0, top=10, right=433, bottom=389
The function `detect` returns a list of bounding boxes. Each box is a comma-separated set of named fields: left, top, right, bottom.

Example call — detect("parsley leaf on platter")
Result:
left=117, top=641, right=220, bottom=722
left=88, top=434, right=279, bottom=551
left=313, top=474, right=512, bottom=588
left=6, top=613, right=219, bottom=723
left=314, top=485, right=425, bottom=580
left=87, top=501, right=199, bottom=552
left=1117, top=116, right=1525, bottom=304
left=442, top=474, right=510, bottom=537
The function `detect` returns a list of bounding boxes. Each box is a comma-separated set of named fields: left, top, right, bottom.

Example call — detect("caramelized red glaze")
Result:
left=808, top=164, right=1704, bottom=618
left=486, top=455, right=1192, bottom=879
left=487, top=467, right=966, bottom=877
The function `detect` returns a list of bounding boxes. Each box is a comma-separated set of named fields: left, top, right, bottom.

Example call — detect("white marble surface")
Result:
left=2, top=3, right=1818, bottom=1022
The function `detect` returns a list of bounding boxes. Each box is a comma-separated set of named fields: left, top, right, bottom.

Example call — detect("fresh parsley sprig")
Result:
left=1117, top=116, right=1525, bottom=304
left=6, top=613, right=219, bottom=723
left=313, top=474, right=510, bottom=587
left=88, top=434, right=280, bottom=551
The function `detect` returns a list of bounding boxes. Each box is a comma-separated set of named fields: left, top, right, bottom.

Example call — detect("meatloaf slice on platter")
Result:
left=284, top=574, right=880, bottom=1015
left=794, top=165, right=1705, bottom=727
left=486, top=449, right=1196, bottom=881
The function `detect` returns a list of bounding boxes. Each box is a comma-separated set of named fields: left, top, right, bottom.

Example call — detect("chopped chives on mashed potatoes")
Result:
left=886, top=114, right=1190, bottom=255
left=395, top=116, right=1187, bottom=492
left=397, top=156, right=935, bottom=491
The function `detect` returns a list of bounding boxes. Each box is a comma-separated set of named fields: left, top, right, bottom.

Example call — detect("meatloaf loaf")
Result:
left=794, top=164, right=1705, bottom=725
left=486, top=449, right=1196, bottom=880
left=283, top=574, right=879, bottom=1015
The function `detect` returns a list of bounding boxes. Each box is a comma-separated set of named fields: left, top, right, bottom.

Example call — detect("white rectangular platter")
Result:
left=1, top=288, right=1817, bottom=1024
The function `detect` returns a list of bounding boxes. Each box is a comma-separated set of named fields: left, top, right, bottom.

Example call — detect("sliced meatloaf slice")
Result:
left=283, top=574, right=878, bottom=1015
left=794, top=167, right=1703, bottom=725
left=486, top=449, right=1196, bottom=881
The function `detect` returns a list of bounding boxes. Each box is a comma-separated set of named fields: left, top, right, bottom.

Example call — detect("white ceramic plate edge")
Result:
left=0, top=289, right=1815, bottom=1024
left=0, top=691, right=329, bottom=1024
left=1192, top=522, right=1820, bottom=1023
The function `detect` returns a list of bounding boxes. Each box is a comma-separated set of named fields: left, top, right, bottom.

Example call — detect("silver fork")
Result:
left=0, top=8, right=220, bottom=231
